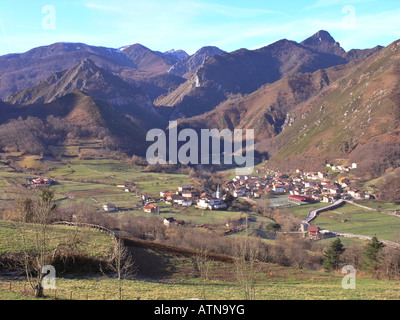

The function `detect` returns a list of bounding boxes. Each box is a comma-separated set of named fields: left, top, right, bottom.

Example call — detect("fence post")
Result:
left=9, top=281, right=11, bottom=291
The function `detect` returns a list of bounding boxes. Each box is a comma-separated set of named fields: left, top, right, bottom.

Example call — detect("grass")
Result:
left=0, top=155, right=270, bottom=230
left=284, top=201, right=331, bottom=220
left=0, top=220, right=114, bottom=257
left=283, top=200, right=400, bottom=242
left=17, top=155, right=46, bottom=172
left=312, top=203, right=400, bottom=242
left=354, top=200, right=400, bottom=212
left=49, top=158, right=190, bottom=198
left=2, top=269, right=400, bottom=300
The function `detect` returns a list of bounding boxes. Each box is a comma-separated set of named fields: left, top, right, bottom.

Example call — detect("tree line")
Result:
left=323, top=237, right=400, bottom=280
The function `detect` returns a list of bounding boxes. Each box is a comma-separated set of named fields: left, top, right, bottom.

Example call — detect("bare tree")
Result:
left=233, top=238, right=261, bottom=300
left=284, top=237, right=309, bottom=269
left=378, top=247, right=400, bottom=280
left=193, top=247, right=212, bottom=299
left=16, top=188, right=57, bottom=297
left=107, top=238, right=137, bottom=300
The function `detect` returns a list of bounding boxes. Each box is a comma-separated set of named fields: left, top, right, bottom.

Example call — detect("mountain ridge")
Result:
left=0, top=30, right=395, bottom=173
left=6, top=58, right=166, bottom=130
left=155, top=31, right=355, bottom=119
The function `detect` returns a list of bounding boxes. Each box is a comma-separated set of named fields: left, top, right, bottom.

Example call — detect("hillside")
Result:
left=172, top=35, right=397, bottom=175
left=6, top=59, right=165, bottom=130
left=0, top=91, right=149, bottom=156
left=0, top=42, right=136, bottom=100
left=267, top=39, right=400, bottom=171
left=2, top=202, right=400, bottom=301
left=176, top=62, right=354, bottom=144
left=0, top=41, right=188, bottom=106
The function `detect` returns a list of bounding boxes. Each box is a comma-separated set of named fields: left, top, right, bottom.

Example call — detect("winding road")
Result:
left=302, top=200, right=400, bottom=248
left=302, top=199, right=345, bottom=225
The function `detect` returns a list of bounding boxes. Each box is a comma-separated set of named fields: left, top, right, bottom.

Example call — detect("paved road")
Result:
left=302, top=199, right=345, bottom=225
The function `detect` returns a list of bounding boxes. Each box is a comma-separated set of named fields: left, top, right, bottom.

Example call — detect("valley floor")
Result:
left=1, top=155, right=400, bottom=301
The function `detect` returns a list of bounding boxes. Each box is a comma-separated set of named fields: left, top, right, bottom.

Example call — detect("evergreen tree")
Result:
left=323, top=238, right=346, bottom=272
left=362, top=236, right=385, bottom=274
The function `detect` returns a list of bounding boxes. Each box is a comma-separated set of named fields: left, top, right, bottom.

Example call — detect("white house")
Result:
left=234, top=175, right=248, bottom=182
left=164, top=217, right=176, bottom=227
left=318, top=172, right=326, bottom=179
left=174, top=198, right=193, bottom=207
left=233, top=188, right=246, bottom=197
left=178, top=185, right=191, bottom=192
left=197, top=198, right=227, bottom=210
left=103, top=203, right=116, bottom=211
left=330, top=188, right=340, bottom=194
left=273, top=185, right=285, bottom=193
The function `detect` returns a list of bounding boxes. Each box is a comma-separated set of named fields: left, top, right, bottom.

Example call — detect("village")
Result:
left=125, top=162, right=375, bottom=230
left=222, top=163, right=374, bottom=205
left=21, top=162, right=375, bottom=235
left=97, top=161, right=374, bottom=214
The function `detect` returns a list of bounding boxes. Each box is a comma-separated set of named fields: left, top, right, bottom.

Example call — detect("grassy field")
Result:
left=0, top=220, right=114, bottom=257
left=284, top=201, right=331, bottom=220
left=354, top=200, right=400, bottom=212
left=0, top=156, right=274, bottom=229
left=310, top=202, right=400, bottom=242
left=283, top=199, right=400, bottom=242
left=0, top=216, right=397, bottom=302
left=2, top=266, right=400, bottom=300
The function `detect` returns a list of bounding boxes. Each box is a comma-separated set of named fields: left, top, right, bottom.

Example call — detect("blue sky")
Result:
left=0, top=0, right=399, bottom=55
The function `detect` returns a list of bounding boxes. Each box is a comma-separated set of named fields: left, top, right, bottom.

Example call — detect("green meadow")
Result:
left=0, top=220, right=114, bottom=257
left=3, top=268, right=400, bottom=300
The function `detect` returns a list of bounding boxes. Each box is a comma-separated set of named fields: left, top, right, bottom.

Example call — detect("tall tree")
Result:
left=323, top=238, right=346, bottom=272
left=362, top=236, right=385, bottom=275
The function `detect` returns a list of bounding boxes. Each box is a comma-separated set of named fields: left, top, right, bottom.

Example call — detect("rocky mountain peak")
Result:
left=75, top=58, right=99, bottom=73
left=168, top=46, right=225, bottom=77
left=301, top=30, right=346, bottom=56
left=164, top=49, right=189, bottom=61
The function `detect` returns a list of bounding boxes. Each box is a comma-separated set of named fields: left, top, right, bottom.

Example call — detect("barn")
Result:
left=288, top=195, right=312, bottom=205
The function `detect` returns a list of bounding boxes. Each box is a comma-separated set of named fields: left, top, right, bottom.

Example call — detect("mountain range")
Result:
left=0, top=30, right=397, bottom=173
